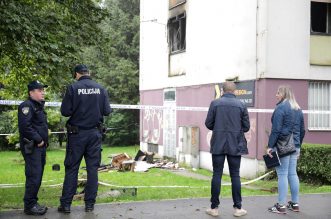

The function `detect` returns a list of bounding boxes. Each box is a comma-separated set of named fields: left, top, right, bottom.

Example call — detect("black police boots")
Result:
left=58, top=205, right=71, bottom=214
left=85, top=204, right=94, bottom=212
left=36, top=203, right=48, bottom=211
left=24, top=203, right=47, bottom=215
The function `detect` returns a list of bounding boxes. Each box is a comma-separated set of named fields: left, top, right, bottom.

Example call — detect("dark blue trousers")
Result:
left=211, top=154, right=242, bottom=209
left=60, top=129, right=102, bottom=207
left=21, top=146, right=46, bottom=209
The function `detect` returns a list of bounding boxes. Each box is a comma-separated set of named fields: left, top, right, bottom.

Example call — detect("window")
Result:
left=311, top=1, right=331, bottom=34
left=168, top=13, right=186, bottom=53
left=164, top=89, right=176, bottom=101
left=308, top=82, right=331, bottom=130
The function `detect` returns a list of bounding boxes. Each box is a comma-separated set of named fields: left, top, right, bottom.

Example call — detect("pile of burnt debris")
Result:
left=82, top=150, right=184, bottom=173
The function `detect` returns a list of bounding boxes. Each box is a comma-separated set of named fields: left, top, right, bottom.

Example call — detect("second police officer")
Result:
left=58, top=64, right=112, bottom=213
left=18, top=81, right=49, bottom=215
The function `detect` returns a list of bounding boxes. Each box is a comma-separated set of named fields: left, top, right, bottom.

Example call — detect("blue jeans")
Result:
left=275, top=148, right=300, bottom=205
left=210, top=154, right=242, bottom=209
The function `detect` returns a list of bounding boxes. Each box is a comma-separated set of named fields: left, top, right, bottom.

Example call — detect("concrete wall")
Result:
left=140, top=90, right=164, bottom=145
left=140, top=79, right=331, bottom=159
left=255, top=79, right=331, bottom=158
left=140, top=0, right=331, bottom=90
left=199, top=151, right=266, bottom=179
left=140, top=0, right=257, bottom=91
left=263, top=0, right=311, bottom=79
left=139, top=0, right=331, bottom=177
left=263, top=0, right=331, bottom=79
left=140, top=0, right=169, bottom=90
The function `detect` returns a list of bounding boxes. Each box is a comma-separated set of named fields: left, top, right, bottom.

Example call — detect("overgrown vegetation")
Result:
left=0, top=0, right=140, bottom=149
left=297, top=143, right=331, bottom=185
left=81, top=0, right=140, bottom=146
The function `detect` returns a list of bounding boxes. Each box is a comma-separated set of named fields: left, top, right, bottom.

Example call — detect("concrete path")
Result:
left=168, top=169, right=211, bottom=181
left=167, top=169, right=265, bottom=191
left=1, top=193, right=330, bottom=219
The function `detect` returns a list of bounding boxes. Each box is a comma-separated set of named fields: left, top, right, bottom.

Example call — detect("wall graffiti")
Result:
left=244, top=118, right=256, bottom=144
left=142, top=109, right=163, bottom=144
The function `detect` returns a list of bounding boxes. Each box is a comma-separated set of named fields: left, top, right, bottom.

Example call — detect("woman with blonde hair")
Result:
left=267, top=85, right=305, bottom=214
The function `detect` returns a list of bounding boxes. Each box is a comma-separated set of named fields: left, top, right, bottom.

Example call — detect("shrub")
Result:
left=297, top=143, right=331, bottom=185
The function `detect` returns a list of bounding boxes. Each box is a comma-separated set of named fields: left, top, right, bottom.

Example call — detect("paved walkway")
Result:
left=168, top=169, right=211, bottom=181
left=167, top=169, right=265, bottom=191
left=1, top=193, right=330, bottom=219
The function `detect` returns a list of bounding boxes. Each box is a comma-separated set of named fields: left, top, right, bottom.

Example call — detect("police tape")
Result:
left=0, top=132, right=66, bottom=136
left=97, top=170, right=275, bottom=187
left=0, top=180, right=56, bottom=188
left=0, top=99, right=331, bottom=114
left=0, top=171, right=274, bottom=189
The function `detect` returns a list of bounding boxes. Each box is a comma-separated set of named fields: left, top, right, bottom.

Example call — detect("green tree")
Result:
left=0, top=0, right=140, bottom=149
left=0, top=0, right=107, bottom=97
left=80, top=0, right=140, bottom=146
left=0, top=0, right=107, bottom=149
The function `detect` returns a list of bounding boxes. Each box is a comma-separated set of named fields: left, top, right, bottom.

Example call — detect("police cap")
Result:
left=28, top=80, right=48, bottom=91
left=74, top=64, right=89, bottom=73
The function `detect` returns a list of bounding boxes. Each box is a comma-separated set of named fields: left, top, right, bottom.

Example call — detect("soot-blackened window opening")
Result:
left=168, top=13, right=186, bottom=53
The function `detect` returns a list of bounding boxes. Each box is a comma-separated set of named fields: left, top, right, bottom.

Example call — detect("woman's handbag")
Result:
left=276, top=133, right=296, bottom=157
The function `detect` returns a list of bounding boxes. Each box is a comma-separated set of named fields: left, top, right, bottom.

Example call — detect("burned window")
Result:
left=311, top=1, right=331, bottom=34
left=168, top=13, right=186, bottom=53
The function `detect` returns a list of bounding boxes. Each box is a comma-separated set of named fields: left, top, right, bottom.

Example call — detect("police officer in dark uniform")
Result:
left=58, top=64, right=112, bottom=213
left=18, top=80, right=48, bottom=215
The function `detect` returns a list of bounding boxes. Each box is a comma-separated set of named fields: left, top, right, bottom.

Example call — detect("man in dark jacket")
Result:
left=18, top=80, right=48, bottom=216
left=205, top=81, right=250, bottom=217
left=58, top=64, right=112, bottom=214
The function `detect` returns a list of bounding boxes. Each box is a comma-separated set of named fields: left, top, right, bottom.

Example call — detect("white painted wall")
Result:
left=140, top=0, right=331, bottom=91
left=199, top=151, right=267, bottom=179
left=140, top=0, right=257, bottom=91
left=309, top=65, right=331, bottom=79
left=140, top=0, right=169, bottom=91
left=141, top=143, right=266, bottom=178
left=264, top=0, right=310, bottom=79
left=264, top=0, right=331, bottom=80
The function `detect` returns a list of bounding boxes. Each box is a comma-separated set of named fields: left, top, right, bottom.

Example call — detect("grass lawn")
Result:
left=0, top=146, right=330, bottom=210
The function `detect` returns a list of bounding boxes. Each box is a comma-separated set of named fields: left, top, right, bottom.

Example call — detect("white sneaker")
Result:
left=233, top=207, right=247, bottom=217
left=206, top=208, right=219, bottom=217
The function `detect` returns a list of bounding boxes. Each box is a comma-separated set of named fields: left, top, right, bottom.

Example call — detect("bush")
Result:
left=0, top=109, right=18, bottom=150
left=103, top=109, right=139, bottom=146
left=298, top=143, right=331, bottom=185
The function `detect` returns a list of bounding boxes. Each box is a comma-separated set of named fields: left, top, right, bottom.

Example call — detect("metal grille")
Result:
left=308, top=82, right=331, bottom=130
